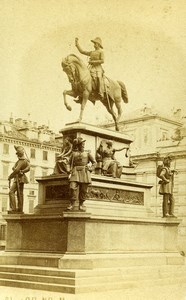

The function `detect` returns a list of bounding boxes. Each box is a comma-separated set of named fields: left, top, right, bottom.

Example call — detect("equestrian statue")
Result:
left=62, top=37, right=128, bottom=131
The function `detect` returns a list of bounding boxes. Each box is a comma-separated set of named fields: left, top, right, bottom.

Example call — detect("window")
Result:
left=162, top=131, right=168, bottom=141
left=2, top=187, right=8, bottom=191
left=3, top=163, right=9, bottom=179
left=2, top=197, right=8, bottom=212
left=55, top=153, right=59, bottom=161
left=43, top=150, right=48, bottom=161
left=30, top=168, right=35, bottom=183
left=159, top=130, right=169, bottom=141
left=30, top=148, right=36, bottom=159
left=0, top=225, right=7, bottom=240
left=3, top=144, right=9, bottom=154
left=143, top=128, right=148, bottom=144
left=29, top=199, right=34, bottom=213
left=29, top=190, right=35, bottom=196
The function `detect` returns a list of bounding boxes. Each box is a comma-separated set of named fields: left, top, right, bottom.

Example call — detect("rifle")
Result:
left=16, top=174, right=21, bottom=202
left=68, top=152, right=74, bottom=180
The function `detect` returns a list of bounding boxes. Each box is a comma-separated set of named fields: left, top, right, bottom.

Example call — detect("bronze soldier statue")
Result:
left=8, top=146, right=30, bottom=213
left=67, top=138, right=96, bottom=211
left=75, top=37, right=104, bottom=98
left=158, top=156, right=176, bottom=218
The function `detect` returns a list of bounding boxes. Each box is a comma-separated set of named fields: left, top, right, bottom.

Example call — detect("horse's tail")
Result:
left=117, top=81, right=128, bottom=103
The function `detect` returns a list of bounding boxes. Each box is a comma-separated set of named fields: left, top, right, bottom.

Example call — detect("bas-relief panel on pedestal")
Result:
left=45, top=184, right=144, bottom=205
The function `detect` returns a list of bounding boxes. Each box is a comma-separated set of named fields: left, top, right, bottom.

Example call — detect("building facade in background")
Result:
left=0, top=116, right=61, bottom=248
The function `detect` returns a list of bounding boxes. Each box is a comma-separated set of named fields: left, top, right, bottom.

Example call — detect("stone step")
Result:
left=0, top=252, right=185, bottom=294
left=0, top=271, right=76, bottom=285
left=0, top=278, right=75, bottom=294
left=0, top=271, right=124, bottom=285
left=0, top=252, right=184, bottom=268
left=58, top=253, right=185, bottom=269
left=0, top=265, right=76, bottom=277
left=0, top=274, right=186, bottom=294
left=0, top=264, right=186, bottom=293
left=0, top=269, right=185, bottom=285
left=0, top=263, right=185, bottom=278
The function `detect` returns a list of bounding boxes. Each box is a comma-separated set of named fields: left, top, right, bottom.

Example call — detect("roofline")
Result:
left=0, top=135, right=61, bottom=150
left=103, top=114, right=182, bottom=128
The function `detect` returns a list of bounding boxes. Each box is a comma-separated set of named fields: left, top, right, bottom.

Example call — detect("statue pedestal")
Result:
left=0, top=174, right=184, bottom=293
left=0, top=124, right=185, bottom=294
left=59, top=122, right=134, bottom=171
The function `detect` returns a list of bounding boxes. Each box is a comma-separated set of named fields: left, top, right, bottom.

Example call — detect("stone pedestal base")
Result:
left=0, top=212, right=185, bottom=293
left=2, top=212, right=181, bottom=255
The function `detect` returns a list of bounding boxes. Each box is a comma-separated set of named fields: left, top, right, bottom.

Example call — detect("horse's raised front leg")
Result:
left=77, top=90, right=89, bottom=122
left=63, top=89, right=76, bottom=111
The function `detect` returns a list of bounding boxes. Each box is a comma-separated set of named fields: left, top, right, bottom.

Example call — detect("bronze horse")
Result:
left=61, top=54, right=128, bottom=131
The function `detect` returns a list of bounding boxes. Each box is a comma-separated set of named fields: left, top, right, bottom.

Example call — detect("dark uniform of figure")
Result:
left=67, top=138, right=96, bottom=211
left=8, top=146, right=30, bottom=213
left=75, top=37, right=104, bottom=97
left=159, top=156, right=176, bottom=218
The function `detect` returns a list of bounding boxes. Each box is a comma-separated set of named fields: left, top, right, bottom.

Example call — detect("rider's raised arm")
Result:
left=75, top=38, right=90, bottom=56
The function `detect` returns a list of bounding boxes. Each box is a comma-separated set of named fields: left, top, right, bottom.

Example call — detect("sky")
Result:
left=0, top=0, right=186, bottom=132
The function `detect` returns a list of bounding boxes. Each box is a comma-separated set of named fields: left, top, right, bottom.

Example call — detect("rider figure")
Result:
left=75, top=37, right=104, bottom=98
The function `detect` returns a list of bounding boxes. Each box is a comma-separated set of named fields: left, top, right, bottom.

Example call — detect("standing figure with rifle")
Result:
left=8, top=146, right=30, bottom=213
left=158, top=155, right=177, bottom=218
